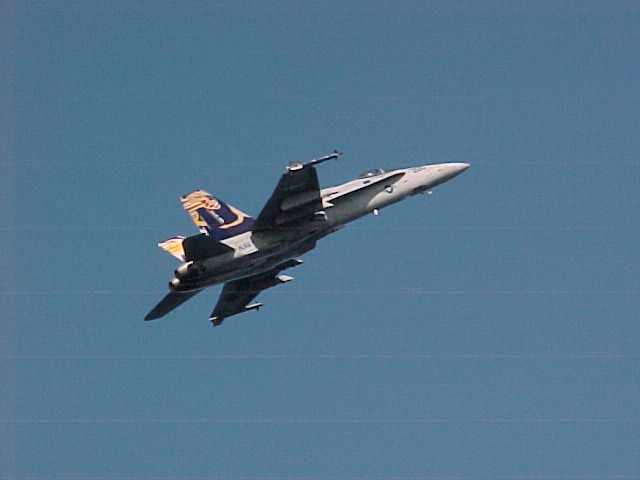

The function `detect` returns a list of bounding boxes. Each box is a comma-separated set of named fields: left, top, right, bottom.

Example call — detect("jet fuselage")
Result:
left=170, top=162, right=469, bottom=292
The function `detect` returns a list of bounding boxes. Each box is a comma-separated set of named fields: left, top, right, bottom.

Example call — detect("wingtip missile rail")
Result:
left=287, top=150, right=343, bottom=172
left=307, top=149, right=343, bottom=167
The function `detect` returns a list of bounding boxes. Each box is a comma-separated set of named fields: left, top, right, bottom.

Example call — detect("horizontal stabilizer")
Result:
left=145, top=290, right=201, bottom=321
left=182, top=233, right=234, bottom=261
left=158, top=236, right=186, bottom=261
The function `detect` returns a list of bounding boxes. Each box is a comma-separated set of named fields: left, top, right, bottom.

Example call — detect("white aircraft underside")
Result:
left=145, top=152, right=469, bottom=326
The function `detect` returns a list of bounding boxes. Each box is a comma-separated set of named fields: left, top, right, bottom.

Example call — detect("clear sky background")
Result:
left=2, top=1, right=640, bottom=478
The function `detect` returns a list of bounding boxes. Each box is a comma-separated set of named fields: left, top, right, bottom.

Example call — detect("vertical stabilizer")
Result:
left=180, top=190, right=254, bottom=240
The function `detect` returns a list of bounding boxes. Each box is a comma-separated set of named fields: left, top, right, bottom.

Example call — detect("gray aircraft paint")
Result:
left=145, top=156, right=469, bottom=324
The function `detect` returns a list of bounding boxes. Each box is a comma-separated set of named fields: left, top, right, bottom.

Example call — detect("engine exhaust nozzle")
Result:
left=169, top=277, right=181, bottom=290
left=174, top=261, right=194, bottom=278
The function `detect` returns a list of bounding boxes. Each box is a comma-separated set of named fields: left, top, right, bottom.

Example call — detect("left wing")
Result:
left=253, top=151, right=341, bottom=231
left=210, top=259, right=302, bottom=326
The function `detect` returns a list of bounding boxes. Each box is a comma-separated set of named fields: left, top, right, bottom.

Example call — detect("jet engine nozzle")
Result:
left=174, top=261, right=194, bottom=278
left=169, top=277, right=181, bottom=290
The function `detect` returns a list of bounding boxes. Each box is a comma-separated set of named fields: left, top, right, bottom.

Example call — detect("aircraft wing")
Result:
left=253, top=152, right=341, bottom=231
left=144, top=289, right=202, bottom=321
left=210, top=260, right=301, bottom=326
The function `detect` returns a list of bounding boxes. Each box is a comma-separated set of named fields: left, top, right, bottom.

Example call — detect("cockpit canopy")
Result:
left=358, top=168, right=386, bottom=179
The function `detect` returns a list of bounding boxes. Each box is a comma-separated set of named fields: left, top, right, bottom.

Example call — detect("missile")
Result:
left=278, top=258, right=303, bottom=270
left=244, top=303, right=263, bottom=313
left=286, top=150, right=342, bottom=172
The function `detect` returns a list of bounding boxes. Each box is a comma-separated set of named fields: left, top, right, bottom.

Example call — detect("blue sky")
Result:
left=2, top=1, right=640, bottom=478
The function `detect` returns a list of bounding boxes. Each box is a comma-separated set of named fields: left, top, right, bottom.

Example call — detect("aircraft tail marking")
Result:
left=180, top=190, right=254, bottom=241
left=158, top=236, right=186, bottom=261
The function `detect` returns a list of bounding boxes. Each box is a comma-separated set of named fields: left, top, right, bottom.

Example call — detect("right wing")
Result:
left=253, top=151, right=341, bottom=231
left=210, top=259, right=302, bottom=326
left=144, top=290, right=202, bottom=321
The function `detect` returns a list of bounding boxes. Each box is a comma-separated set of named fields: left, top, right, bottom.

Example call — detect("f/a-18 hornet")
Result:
left=145, top=152, right=469, bottom=326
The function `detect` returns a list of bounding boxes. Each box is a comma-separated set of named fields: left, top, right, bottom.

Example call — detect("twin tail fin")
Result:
left=180, top=190, right=254, bottom=241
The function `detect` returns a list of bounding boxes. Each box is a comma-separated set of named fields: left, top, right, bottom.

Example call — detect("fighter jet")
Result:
left=145, top=152, right=469, bottom=326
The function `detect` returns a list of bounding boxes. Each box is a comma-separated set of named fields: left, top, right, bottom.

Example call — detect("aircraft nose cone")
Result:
left=440, top=162, right=470, bottom=181
left=417, top=162, right=470, bottom=191
left=450, top=162, right=470, bottom=175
